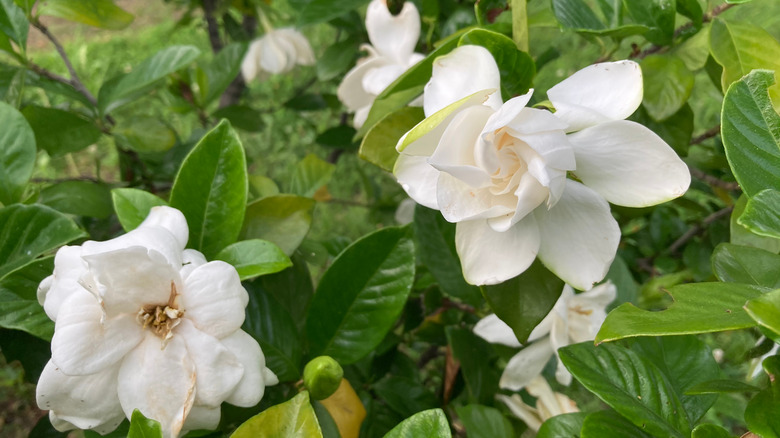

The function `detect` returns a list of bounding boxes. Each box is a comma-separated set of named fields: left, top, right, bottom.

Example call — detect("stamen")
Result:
left=135, top=281, right=184, bottom=347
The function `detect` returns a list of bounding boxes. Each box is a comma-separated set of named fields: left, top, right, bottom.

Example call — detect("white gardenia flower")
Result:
left=337, top=0, right=424, bottom=128
left=36, top=206, right=278, bottom=438
left=497, top=375, right=579, bottom=432
left=241, top=27, right=315, bottom=81
left=394, top=45, right=691, bottom=289
left=474, top=282, right=616, bottom=390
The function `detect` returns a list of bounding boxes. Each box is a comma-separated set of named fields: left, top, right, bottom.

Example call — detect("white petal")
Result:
left=394, top=154, right=441, bottom=210
left=37, top=360, right=125, bottom=433
left=455, top=215, right=540, bottom=286
left=222, top=329, right=276, bottom=407
left=473, top=314, right=522, bottom=347
left=535, top=181, right=620, bottom=291
left=337, top=56, right=387, bottom=112
left=503, top=106, right=569, bottom=136
left=487, top=173, right=548, bottom=233
left=424, top=45, right=502, bottom=116
left=180, top=261, right=248, bottom=339
left=429, top=104, right=494, bottom=187
left=180, top=249, right=208, bottom=281
left=182, top=405, right=221, bottom=433
left=38, top=245, right=85, bottom=321
left=276, top=28, right=315, bottom=66
left=353, top=105, right=371, bottom=129
left=178, top=319, right=244, bottom=407
left=241, top=40, right=262, bottom=82
left=51, top=291, right=143, bottom=376
left=259, top=32, right=296, bottom=75
left=137, top=206, right=189, bottom=250
left=569, top=120, right=690, bottom=207
left=366, top=0, right=420, bottom=64
left=118, top=334, right=196, bottom=438
left=499, top=339, right=555, bottom=391
left=547, top=60, right=643, bottom=132
left=481, top=91, right=533, bottom=134
left=497, top=394, right=542, bottom=431
left=81, top=226, right=183, bottom=269
left=362, top=64, right=407, bottom=96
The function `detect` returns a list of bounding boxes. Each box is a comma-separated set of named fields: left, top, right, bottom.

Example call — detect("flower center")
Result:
left=136, top=282, right=183, bottom=344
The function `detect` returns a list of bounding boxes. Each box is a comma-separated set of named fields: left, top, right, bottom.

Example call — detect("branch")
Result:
left=688, top=166, right=740, bottom=191
left=668, top=206, right=734, bottom=254
left=690, top=125, right=721, bottom=145
left=202, top=0, right=223, bottom=52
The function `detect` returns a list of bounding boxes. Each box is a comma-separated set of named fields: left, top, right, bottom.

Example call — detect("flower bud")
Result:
left=303, top=356, right=343, bottom=400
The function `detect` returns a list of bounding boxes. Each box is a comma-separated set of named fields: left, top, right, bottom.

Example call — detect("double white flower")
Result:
left=241, top=27, right=315, bottom=81
left=394, top=45, right=690, bottom=289
left=36, top=207, right=277, bottom=438
left=337, top=0, right=424, bottom=128
left=497, top=376, right=579, bottom=432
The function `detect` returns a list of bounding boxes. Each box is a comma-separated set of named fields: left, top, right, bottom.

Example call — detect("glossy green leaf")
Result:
left=40, top=181, right=113, bottom=219
left=579, top=410, right=653, bottom=438
left=676, top=0, right=703, bottom=29
left=98, top=45, right=201, bottom=115
left=289, top=154, right=335, bottom=198
left=685, top=379, right=760, bottom=395
left=745, top=387, right=780, bottom=438
left=170, top=120, right=247, bottom=258
left=551, top=0, right=649, bottom=38
left=241, top=195, right=315, bottom=256
left=201, top=42, right=247, bottom=104
left=596, top=283, right=766, bottom=343
left=257, top=253, right=314, bottom=331
left=311, top=401, right=341, bottom=438
left=360, top=106, right=424, bottom=172
left=306, top=227, right=415, bottom=364
left=231, top=391, right=323, bottom=438
left=374, top=376, right=439, bottom=419
left=641, top=55, right=695, bottom=122
left=691, top=424, right=734, bottom=438
left=317, top=125, right=358, bottom=150
left=740, top=189, right=780, bottom=239
left=383, top=409, right=450, bottom=438
left=317, top=38, right=359, bottom=81
left=111, top=188, right=168, bottom=232
left=0, top=204, right=86, bottom=280
left=745, top=289, right=780, bottom=338
left=711, top=243, right=780, bottom=288
left=0, top=101, right=35, bottom=205
left=127, top=409, right=162, bottom=438
left=114, top=116, right=176, bottom=153
left=297, top=0, right=370, bottom=27
left=731, top=195, right=780, bottom=253
left=560, top=342, right=690, bottom=437
left=216, top=239, right=291, bottom=281
left=538, top=412, right=586, bottom=438
left=0, top=0, right=27, bottom=49
left=38, top=0, right=133, bottom=30
left=0, top=257, right=54, bottom=340
left=455, top=405, right=513, bottom=438
left=721, top=70, right=780, bottom=197
left=624, top=0, right=675, bottom=45
left=482, top=260, right=563, bottom=343
left=446, top=327, right=500, bottom=405
left=285, top=93, right=328, bottom=112
left=22, top=106, right=102, bottom=157
left=413, top=205, right=480, bottom=306
left=212, top=105, right=263, bottom=132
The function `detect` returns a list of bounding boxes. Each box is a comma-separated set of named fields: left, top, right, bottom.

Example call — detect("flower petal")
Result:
left=362, top=63, right=407, bottom=96
left=455, top=215, right=540, bottom=286
left=497, top=394, right=542, bottom=431
left=366, top=0, right=420, bottom=64
left=81, top=222, right=184, bottom=269
left=138, top=206, right=189, bottom=251
left=259, top=32, right=296, bottom=74
left=547, top=60, right=643, bottom=132
left=180, top=261, right=248, bottom=339
left=394, top=154, right=441, bottom=210
left=481, top=91, right=533, bottom=134
left=182, top=405, right=221, bottom=433
left=180, top=249, right=208, bottom=281
left=535, top=181, right=620, bottom=291
left=569, top=120, right=690, bottom=207
left=424, top=45, right=502, bottom=116
left=429, top=104, right=494, bottom=188
left=241, top=40, right=262, bottom=82
left=118, top=334, right=196, bottom=438
left=473, top=314, right=522, bottom=347
left=499, top=339, right=554, bottom=391
left=337, top=54, right=387, bottom=111
left=37, top=360, right=125, bottom=433
left=222, top=329, right=277, bottom=407
left=276, top=28, right=315, bottom=66
left=38, top=245, right=85, bottom=321
left=51, top=290, right=143, bottom=376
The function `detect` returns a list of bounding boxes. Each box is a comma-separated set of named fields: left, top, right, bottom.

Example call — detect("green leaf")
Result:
left=630, top=104, right=694, bottom=157
left=127, top=409, right=162, bottom=438
left=0, top=0, right=27, bottom=49
left=38, top=0, right=133, bottom=30
left=731, top=194, right=780, bottom=253
left=560, top=342, right=690, bottom=437
left=114, top=116, right=176, bottom=153
left=596, top=283, right=767, bottom=343
left=0, top=204, right=86, bottom=280
left=297, top=0, right=370, bottom=27
left=231, top=391, right=323, bottom=438
left=676, top=0, right=703, bottom=30
left=446, top=327, right=500, bottom=405
left=317, top=125, right=358, bottom=150
left=455, top=405, right=513, bottom=438
left=111, top=188, right=167, bottom=232
left=306, top=227, right=415, bottom=364
left=360, top=106, right=424, bottom=172
left=579, top=410, right=653, bottom=438
left=289, top=154, right=335, bottom=198
left=685, top=379, right=760, bottom=395
left=691, top=424, right=735, bottom=438
left=710, top=18, right=780, bottom=104
left=0, top=328, right=50, bottom=383
left=21, top=106, right=102, bottom=157
left=0, top=257, right=54, bottom=340
left=40, top=181, right=113, bottom=219
left=511, top=0, right=529, bottom=51
left=745, top=289, right=780, bottom=338
left=482, top=260, right=563, bottom=343
left=215, top=240, right=291, bottom=281
left=745, top=387, right=780, bottom=438
left=241, top=195, right=315, bottom=256
left=538, top=412, right=586, bottom=438
left=383, top=409, right=450, bottom=438
left=711, top=243, right=780, bottom=288
left=258, top=253, right=314, bottom=331
left=551, top=0, right=649, bottom=38
left=317, top=38, right=359, bottom=81
left=623, top=0, right=675, bottom=45
left=740, top=189, right=780, bottom=239
left=201, top=42, right=247, bottom=104
left=721, top=70, right=780, bottom=197
left=98, top=45, right=201, bottom=115
left=640, top=55, right=695, bottom=122
left=457, top=28, right=535, bottom=100
left=413, top=205, right=481, bottom=306
left=0, top=101, right=35, bottom=205
left=212, top=105, right=263, bottom=132
left=170, top=120, right=247, bottom=258
left=242, top=281, right=302, bottom=382
left=373, top=376, right=439, bottom=419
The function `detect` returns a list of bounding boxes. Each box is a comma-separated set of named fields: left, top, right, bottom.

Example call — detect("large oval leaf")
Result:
left=241, top=195, right=315, bottom=256
left=231, top=391, right=323, bottom=438
left=170, top=120, right=247, bottom=258
left=0, top=257, right=54, bottom=341
left=711, top=243, right=780, bottom=288
left=360, top=106, right=424, bottom=172
left=455, top=405, right=513, bottom=438
left=744, top=289, right=780, bottom=338
left=640, top=54, right=695, bottom=122
left=305, top=226, right=415, bottom=364
left=383, top=409, right=451, bottom=438
left=740, top=189, right=780, bottom=239
left=40, top=181, right=113, bottom=219
left=0, top=101, right=35, bottom=206
left=111, top=188, right=168, bottom=232
left=579, top=410, right=653, bottom=438
left=216, top=240, right=291, bottom=281
left=38, top=0, right=133, bottom=30
left=22, top=106, right=102, bottom=157
left=0, top=0, right=28, bottom=49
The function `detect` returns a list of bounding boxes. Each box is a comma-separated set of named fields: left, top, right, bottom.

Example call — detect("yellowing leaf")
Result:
left=319, top=379, right=366, bottom=438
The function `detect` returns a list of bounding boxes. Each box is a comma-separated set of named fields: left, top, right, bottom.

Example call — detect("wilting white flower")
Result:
left=474, top=282, right=616, bottom=390
left=497, top=376, right=579, bottom=432
left=36, top=207, right=278, bottom=438
left=747, top=337, right=779, bottom=379
left=241, top=27, right=315, bottom=81
left=337, top=0, right=424, bottom=128
left=394, top=45, right=690, bottom=289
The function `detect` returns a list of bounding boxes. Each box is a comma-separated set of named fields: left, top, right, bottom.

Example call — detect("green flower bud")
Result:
left=303, top=356, right=344, bottom=400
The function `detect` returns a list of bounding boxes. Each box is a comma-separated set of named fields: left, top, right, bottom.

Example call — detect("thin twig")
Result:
left=688, top=166, right=740, bottom=191
left=668, top=206, right=734, bottom=254
left=203, top=0, right=223, bottom=53
left=30, top=176, right=106, bottom=184
left=690, top=125, right=721, bottom=145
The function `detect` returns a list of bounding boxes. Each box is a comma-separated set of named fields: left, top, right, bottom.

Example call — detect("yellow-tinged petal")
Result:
left=319, top=379, right=366, bottom=438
